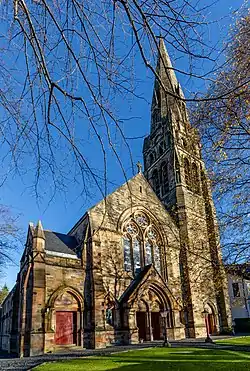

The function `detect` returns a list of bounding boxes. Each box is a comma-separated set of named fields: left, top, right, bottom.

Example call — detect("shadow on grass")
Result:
left=107, top=360, right=250, bottom=371
left=36, top=348, right=250, bottom=371
left=216, top=337, right=250, bottom=347
left=109, top=348, right=249, bottom=361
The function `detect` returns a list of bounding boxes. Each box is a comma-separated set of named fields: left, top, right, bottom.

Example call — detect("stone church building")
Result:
left=0, top=40, right=231, bottom=357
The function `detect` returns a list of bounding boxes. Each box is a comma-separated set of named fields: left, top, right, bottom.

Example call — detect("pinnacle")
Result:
left=34, top=220, right=45, bottom=240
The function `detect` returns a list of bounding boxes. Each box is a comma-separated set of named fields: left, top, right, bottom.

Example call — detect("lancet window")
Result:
left=161, top=162, right=169, bottom=195
left=122, top=212, right=166, bottom=278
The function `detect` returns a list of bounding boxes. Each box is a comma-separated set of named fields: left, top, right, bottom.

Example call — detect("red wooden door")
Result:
left=55, top=311, right=74, bottom=345
left=151, top=312, right=161, bottom=340
left=208, top=314, right=215, bottom=334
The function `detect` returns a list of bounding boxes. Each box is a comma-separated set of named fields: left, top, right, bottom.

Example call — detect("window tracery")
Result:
left=123, top=237, right=132, bottom=272
left=133, top=238, right=141, bottom=273
left=122, top=212, right=166, bottom=278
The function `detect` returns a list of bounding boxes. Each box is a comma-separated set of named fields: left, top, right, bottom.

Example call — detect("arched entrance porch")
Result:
left=44, top=287, right=84, bottom=350
left=123, top=282, right=174, bottom=343
left=135, top=284, right=173, bottom=341
left=118, top=265, right=185, bottom=344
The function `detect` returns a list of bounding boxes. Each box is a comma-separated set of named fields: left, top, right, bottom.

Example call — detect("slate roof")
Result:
left=44, top=231, right=78, bottom=257
left=119, top=264, right=152, bottom=304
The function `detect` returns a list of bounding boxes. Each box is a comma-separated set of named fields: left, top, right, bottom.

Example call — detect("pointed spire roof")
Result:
left=154, top=38, right=185, bottom=102
left=34, top=220, right=45, bottom=240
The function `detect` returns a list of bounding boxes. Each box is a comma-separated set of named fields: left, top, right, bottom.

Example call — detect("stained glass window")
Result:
left=147, top=227, right=157, bottom=240
left=133, top=238, right=141, bottom=273
left=145, top=241, right=153, bottom=266
left=125, top=222, right=138, bottom=236
left=122, top=212, right=164, bottom=277
left=123, top=237, right=132, bottom=272
left=135, top=213, right=149, bottom=228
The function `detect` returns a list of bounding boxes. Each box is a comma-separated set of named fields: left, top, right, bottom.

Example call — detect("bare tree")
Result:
left=192, top=5, right=250, bottom=264
left=0, top=205, right=20, bottom=275
left=0, top=0, right=244, bottom=203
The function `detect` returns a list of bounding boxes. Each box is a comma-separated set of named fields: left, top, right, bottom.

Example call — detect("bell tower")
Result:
left=143, top=39, right=231, bottom=337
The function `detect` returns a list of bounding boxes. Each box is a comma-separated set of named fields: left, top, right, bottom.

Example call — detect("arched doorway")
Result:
left=54, top=292, right=79, bottom=345
left=204, top=303, right=217, bottom=335
left=134, top=285, right=173, bottom=342
left=46, top=287, right=83, bottom=347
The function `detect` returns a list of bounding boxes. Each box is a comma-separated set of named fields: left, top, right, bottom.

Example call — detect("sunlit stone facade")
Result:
left=0, top=40, right=231, bottom=357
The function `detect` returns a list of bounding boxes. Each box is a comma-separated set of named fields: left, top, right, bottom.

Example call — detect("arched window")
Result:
left=192, top=162, right=200, bottom=194
left=184, top=158, right=191, bottom=190
left=122, top=212, right=165, bottom=278
left=152, top=169, right=160, bottom=196
left=123, top=237, right=132, bottom=272
left=145, top=241, right=153, bottom=265
left=133, top=238, right=141, bottom=273
left=159, top=143, right=164, bottom=156
left=149, top=152, right=155, bottom=166
left=161, top=162, right=169, bottom=195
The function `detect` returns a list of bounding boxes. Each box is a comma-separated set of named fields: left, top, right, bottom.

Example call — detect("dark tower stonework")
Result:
left=143, top=39, right=231, bottom=337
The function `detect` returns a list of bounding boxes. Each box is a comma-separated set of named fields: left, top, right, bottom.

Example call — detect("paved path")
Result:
left=0, top=338, right=249, bottom=371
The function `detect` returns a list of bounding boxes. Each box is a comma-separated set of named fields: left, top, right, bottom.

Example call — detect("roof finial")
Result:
left=136, top=161, right=142, bottom=174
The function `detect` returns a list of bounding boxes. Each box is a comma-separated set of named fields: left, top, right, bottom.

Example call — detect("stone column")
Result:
left=147, top=311, right=153, bottom=341
left=30, top=221, right=46, bottom=356
left=128, top=309, right=138, bottom=344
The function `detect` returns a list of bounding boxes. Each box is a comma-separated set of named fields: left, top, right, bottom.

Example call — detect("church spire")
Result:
left=155, top=38, right=184, bottom=100
left=151, top=38, right=186, bottom=135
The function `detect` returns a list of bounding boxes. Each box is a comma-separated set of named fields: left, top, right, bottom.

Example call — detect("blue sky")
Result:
left=0, top=0, right=245, bottom=289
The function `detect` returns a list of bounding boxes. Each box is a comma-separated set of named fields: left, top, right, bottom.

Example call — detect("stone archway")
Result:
left=130, top=283, right=174, bottom=342
left=45, top=287, right=84, bottom=349
left=204, top=303, right=217, bottom=335
left=119, top=265, right=185, bottom=344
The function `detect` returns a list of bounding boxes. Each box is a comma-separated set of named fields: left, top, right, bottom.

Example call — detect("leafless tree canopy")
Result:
left=192, top=8, right=250, bottom=264
left=0, top=0, right=243, bottom=202
left=0, top=205, right=20, bottom=273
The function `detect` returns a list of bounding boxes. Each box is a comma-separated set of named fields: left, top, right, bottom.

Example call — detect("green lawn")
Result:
left=36, top=347, right=250, bottom=371
left=216, top=336, right=250, bottom=346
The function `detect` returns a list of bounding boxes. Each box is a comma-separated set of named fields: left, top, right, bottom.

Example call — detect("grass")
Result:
left=216, top=336, right=250, bottom=346
left=35, top=347, right=250, bottom=371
